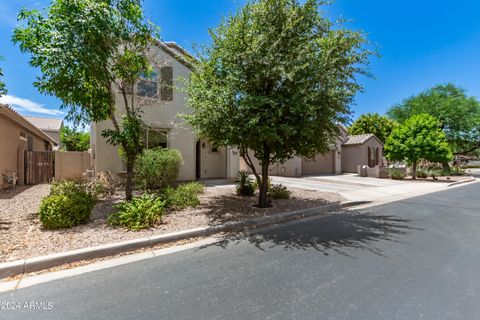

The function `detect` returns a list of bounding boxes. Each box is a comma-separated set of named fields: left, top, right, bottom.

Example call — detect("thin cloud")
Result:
left=0, top=95, right=65, bottom=116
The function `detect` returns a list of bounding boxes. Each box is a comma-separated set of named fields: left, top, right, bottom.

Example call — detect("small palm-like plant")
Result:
left=426, top=168, right=442, bottom=180
left=234, top=170, right=256, bottom=196
left=388, top=168, right=406, bottom=180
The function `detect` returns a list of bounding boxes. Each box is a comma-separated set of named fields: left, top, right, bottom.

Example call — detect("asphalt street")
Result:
left=1, top=182, right=480, bottom=320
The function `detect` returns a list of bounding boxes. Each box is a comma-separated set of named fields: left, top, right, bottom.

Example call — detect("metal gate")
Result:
left=24, top=151, right=54, bottom=185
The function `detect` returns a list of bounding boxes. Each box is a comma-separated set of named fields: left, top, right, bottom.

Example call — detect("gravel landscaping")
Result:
left=0, top=184, right=344, bottom=262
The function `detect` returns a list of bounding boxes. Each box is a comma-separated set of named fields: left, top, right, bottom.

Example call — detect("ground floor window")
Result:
left=143, top=128, right=168, bottom=149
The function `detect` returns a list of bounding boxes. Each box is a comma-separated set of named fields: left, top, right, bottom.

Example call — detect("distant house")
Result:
left=240, top=125, right=349, bottom=177
left=24, top=116, right=64, bottom=150
left=0, top=104, right=57, bottom=188
left=341, top=134, right=384, bottom=173
left=240, top=128, right=385, bottom=177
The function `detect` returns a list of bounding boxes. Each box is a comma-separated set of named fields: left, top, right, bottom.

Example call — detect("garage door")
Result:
left=301, top=151, right=335, bottom=175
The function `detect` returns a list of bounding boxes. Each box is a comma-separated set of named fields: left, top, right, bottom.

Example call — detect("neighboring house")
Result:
left=239, top=125, right=349, bottom=177
left=239, top=127, right=385, bottom=177
left=341, top=134, right=384, bottom=173
left=91, top=41, right=239, bottom=181
left=24, top=116, right=64, bottom=150
left=0, top=104, right=57, bottom=188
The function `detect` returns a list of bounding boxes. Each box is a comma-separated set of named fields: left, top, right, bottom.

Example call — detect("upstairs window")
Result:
left=137, top=71, right=158, bottom=98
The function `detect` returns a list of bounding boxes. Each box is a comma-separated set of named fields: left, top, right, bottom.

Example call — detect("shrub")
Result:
left=51, top=179, right=109, bottom=201
left=108, top=194, right=166, bottom=231
left=450, top=166, right=465, bottom=176
left=39, top=191, right=95, bottom=229
left=162, top=182, right=204, bottom=209
left=50, top=179, right=85, bottom=196
left=268, top=184, right=291, bottom=200
left=234, top=170, right=256, bottom=196
left=416, top=168, right=428, bottom=179
left=135, top=148, right=183, bottom=190
left=388, top=168, right=406, bottom=180
left=89, top=171, right=120, bottom=197
left=425, top=168, right=442, bottom=180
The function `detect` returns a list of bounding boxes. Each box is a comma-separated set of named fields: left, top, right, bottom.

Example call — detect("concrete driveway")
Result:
left=270, top=174, right=477, bottom=205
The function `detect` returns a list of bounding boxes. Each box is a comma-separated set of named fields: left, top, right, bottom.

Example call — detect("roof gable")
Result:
left=0, top=104, right=58, bottom=146
left=24, top=116, right=63, bottom=131
left=154, top=40, right=195, bottom=70
left=343, top=133, right=384, bottom=146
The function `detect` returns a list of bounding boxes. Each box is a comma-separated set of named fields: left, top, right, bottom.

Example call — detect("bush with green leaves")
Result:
left=39, top=191, right=95, bottom=229
left=426, top=168, right=442, bottom=180
left=50, top=179, right=85, bottom=195
left=415, top=168, right=428, bottom=179
left=108, top=193, right=166, bottom=231
left=268, top=184, right=291, bottom=200
left=449, top=166, right=465, bottom=176
left=388, top=168, right=406, bottom=180
left=51, top=179, right=109, bottom=200
left=234, top=170, right=256, bottom=196
left=135, top=148, right=183, bottom=190
left=162, top=182, right=204, bottom=210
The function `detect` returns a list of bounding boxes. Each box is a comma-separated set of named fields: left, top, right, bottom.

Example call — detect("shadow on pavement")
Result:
left=203, top=210, right=419, bottom=258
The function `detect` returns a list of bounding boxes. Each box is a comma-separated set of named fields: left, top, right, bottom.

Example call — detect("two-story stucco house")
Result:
left=90, top=41, right=239, bottom=181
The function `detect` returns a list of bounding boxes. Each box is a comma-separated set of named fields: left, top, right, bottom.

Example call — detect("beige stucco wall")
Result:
left=342, top=145, right=362, bottom=173
left=342, top=137, right=384, bottom=173
left=273, top=158, right=302, bottom=177
left=0, top=114, right=50, bottom=188
left=44, top=130, right=61, bottom=150
left=54, top=151, right=92, bottom=180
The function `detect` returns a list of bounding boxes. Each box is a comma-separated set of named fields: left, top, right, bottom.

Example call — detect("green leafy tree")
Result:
left=349, top=113, right=397, bottom=143
left=0, top=55, right=6, bottom=97
left=60, top=126, right=90, bottom=152
left=387, top=83, right=480, bottom=155
left=186, top=0, right=373, bottom=207
left=13, top=0, right=158, bottom=200
left=384, top=114, right=452, bottom=179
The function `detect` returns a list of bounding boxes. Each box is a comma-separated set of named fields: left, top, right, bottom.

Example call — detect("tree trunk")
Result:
left=258, top=162, right=270, bottom=208
left=125, top=155, right=134, bottom=201
left=411, top=161, right=417, bottom=180
left=442, top=162, right=450, bottom=172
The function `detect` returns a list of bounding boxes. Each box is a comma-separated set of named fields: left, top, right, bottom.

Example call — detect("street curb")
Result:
left=0, top=203, right=344, bottom=279
left=447, top=176, right=477, bottom=187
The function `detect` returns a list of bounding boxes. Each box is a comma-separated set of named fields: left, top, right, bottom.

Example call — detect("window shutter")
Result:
left=160, top=66, right=173, bottom=101
left=27, top=136, right=33, bottom=151
left=124, top=82, right=134, bottom=95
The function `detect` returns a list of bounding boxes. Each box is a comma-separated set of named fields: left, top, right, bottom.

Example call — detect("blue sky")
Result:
left=1, top=0, right=479, bottom=122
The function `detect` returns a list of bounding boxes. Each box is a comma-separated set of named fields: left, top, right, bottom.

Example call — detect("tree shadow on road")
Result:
left=202, top=210, right=419, bottom=258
